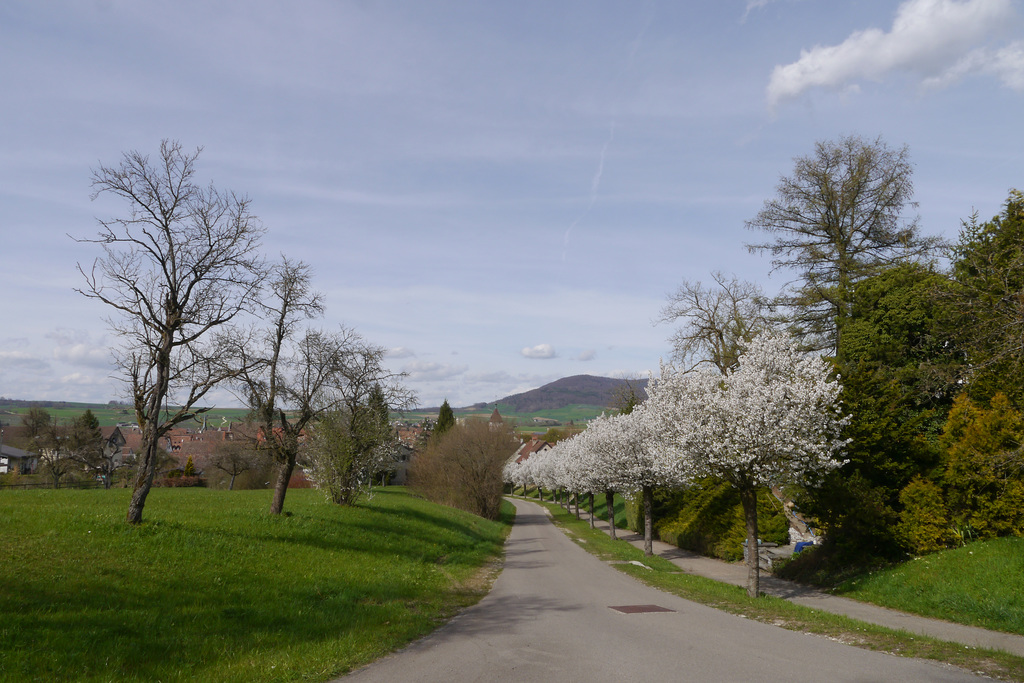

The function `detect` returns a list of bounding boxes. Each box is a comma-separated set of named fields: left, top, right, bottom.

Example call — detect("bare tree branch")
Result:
left=659, top=271, right=772, bottom=374
left=74, top=140, right=266, bottom=524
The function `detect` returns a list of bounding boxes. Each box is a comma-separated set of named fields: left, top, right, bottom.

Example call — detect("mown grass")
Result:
left=0, top=487, right=513, bottom=682
left=531, top=497, right=1024, bottom=682
left=833, top=537, right=1024, bottom=635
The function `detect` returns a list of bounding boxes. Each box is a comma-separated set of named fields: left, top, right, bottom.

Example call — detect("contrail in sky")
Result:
left=561, top=2, right=655, bottom=263
left=562, top=121, right=616, bottom=261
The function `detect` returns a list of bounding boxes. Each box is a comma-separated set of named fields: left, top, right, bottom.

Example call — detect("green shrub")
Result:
left=943, top=393, right=1024, bottom=538
left=629, top=478, right=789, bottom=561
left=897, top=476, right=952, bottom=554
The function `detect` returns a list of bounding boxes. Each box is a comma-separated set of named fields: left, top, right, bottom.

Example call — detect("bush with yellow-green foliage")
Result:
left=942, top=392, right=1024, bottom=538
left=897, top=476, right=952, bottom=554
left=627, top=478, right=789, bottom=562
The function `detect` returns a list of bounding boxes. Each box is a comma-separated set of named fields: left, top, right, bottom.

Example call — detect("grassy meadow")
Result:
left=0, top=487, right=513, bottom=682
left=0, top=401, right=252, bottom=428
left=834, top=536, right=1024, bottom=635
left=403, top=403, right=606, bottom=432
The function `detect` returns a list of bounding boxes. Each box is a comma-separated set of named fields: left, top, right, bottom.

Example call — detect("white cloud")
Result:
left=401, top=361, right=468, bottom=382
left=743, top=0, right=774, bottom=19
left=386, top=346, right=416, bottom=359
left=46, top=329, right=112, bottom=369
left=59, top=372, right=101, bottom=386
left=922, top=41, right=1024, bottom=89
left=767, top=0, right=1018, bottom=107
left=52, top=344, right=112, bottom=369
left=468, top=370, right=522, bottom=384
left=576, top=349, right=597, bottom=361
left=521, top=344, right=557, bottom=359
left=0, top=351, right=50, bottom=372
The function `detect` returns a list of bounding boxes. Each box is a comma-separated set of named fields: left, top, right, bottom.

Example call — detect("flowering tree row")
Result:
left=504, top=331, right=848, bottom=597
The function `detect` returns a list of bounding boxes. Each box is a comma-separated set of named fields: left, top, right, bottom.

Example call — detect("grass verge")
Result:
left=833, top=537, right=1024, bottom=635
left=0, top=487, right=513, bottom=682
left=529, top=497, right=1024, bottom=682
left=510, top=487, right=628, bottom=529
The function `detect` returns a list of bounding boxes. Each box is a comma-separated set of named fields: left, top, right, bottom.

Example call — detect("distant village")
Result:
left=0, top=405, right=573, bottom=490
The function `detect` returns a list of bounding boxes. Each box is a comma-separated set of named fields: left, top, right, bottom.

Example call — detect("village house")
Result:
left=512, top=436, right=553, bottom=464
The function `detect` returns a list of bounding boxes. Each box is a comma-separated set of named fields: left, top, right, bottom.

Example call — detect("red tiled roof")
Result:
left=514, top=437, right=551, bottom=464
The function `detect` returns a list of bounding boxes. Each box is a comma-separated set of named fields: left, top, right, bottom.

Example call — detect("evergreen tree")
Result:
left=942, top=393, right=1024, bottom=538
left=787, top=264, right=958, bottom=569
left=950, top=189, right=1024, bottom=405
left=435, top=399, right=455, bottom=436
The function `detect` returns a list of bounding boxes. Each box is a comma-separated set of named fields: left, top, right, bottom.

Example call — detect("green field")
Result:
left=834, top=537, right=1024, bottom=635
left=0, top=401, right=252, bottom=428
left=3, top=398, right=610, bottom=433
left=0, top=487, right=512, bottom=682
left=404, top=403, right=606, bottom=432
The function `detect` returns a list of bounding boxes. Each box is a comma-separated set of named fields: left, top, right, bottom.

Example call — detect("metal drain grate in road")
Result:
left=608, top=604, right=676, bottom=614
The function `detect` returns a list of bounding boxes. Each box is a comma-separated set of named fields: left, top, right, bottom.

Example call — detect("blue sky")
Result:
left=2, top=0, right=1022, bottom=410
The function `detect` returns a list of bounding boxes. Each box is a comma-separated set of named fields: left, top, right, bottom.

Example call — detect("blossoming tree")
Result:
left=594, top=410, right=691, bottom=555
left=647, top=331, right=848, bottom=596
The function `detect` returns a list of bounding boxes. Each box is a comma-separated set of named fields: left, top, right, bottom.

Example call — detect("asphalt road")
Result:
left=340, top=498, right=983, bottom=682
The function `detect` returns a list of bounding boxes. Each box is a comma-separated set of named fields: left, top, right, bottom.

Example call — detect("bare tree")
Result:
left=230, top=258, right=414, bottom=514
left=658, top=271, right=771, bottom=374
left=228, top=257, right=324, bottom=514
left=64, top=409, right=117, bottom=488
left=304, top=338, right=415, bottom=505
left=607, top=375, right=647, bottom=415
left=411, top=418, right=519, bottom=520
left=305, top=384, right=399, bottom=505
left=36, top=425, right=75, bottom=489
left=745, top=135, right=941, bottom=353
left=76, top=140, right=265, bottom=524
left=21, top=408, right=52, bottom=444
left=207, top=439, right=265, bottom=490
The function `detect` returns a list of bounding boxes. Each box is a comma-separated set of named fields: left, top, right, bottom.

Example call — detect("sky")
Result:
left=1, top=0, right=1022, bottom=411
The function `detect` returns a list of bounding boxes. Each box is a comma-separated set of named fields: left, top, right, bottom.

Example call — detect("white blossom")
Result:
left=648, top=330, right=848, bottom=489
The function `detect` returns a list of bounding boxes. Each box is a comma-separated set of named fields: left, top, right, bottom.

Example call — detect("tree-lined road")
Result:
left=341, top=498, right=981, bottom=682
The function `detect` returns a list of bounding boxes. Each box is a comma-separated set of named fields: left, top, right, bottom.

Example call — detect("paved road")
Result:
left=592, top=513, right=1024, bottom=656
left=340, top=498, right=982, bottom=682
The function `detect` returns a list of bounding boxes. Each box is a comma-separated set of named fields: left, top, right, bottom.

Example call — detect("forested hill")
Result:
left=472, top=375, right=648, bottom=413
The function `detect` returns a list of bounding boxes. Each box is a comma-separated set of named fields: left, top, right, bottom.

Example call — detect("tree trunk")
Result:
left=589, top=492, right=595, bottom=529
left=606, top=489, right=617, bottom=539
left=740, top=486, right=760, bottom=598
left=229, top=473, right=236, bottom=490
left=270, top=457, right=295, bottom=515
left=643, top=485, right=654, bottom=556
left=126, top=440, right=160, bottom=524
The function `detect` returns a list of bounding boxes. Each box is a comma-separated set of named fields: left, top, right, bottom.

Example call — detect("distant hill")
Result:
left=467, top=375, right=648, bottom=414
